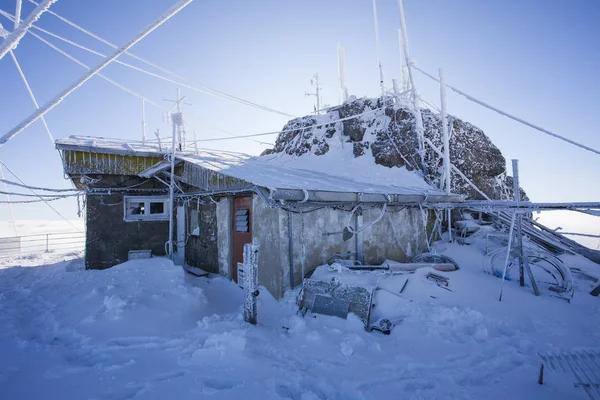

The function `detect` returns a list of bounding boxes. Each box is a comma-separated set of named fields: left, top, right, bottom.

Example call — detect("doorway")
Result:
left=232, top=196, right=252, bottom=283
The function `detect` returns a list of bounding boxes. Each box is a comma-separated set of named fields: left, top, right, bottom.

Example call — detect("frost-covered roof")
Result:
left=56, top=135, right=453, bottom=197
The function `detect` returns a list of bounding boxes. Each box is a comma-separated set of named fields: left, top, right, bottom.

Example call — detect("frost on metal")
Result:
left=243, top=243, right=258, bottom=325
left=298, top=278, right=373, bottom=327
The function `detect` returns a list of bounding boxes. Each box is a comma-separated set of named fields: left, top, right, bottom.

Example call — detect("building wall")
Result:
left=252, top=201, right=430, bottom=298
left=185, top=202, right=219, bottom=273
left=85, top=177, right=169, bottom=269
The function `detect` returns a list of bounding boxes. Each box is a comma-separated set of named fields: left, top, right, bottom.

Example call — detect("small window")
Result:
left=124, top=196, right=169, bottom=222
left=150, top=202, right=164, bottom=215
left=235, top=209, right=249, bottom=232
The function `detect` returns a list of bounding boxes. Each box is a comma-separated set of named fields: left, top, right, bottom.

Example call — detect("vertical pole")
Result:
left=0, top=164, right=17, bottom=236
left=439, top=69, right=452, bottom=242
left=315, top=74, right=321, bottom=114
left=167, top=117, right=177, bottom=260
left=243, top=243, right=259, bottom=325
left=397, top=0, right=426, bottom=170
left=155, top=128, right=162, bottom=151
left=512, top=160, right=525, bottom=287
left=15, top=0, right=22, bottom=28
left=176, top=88, right=183, bottom=148
left=337, top=43, right=348, bottom=104
left=192, top=129, right=198, bottom=155
left=288, top=210, right=294, bottom=289
left=45, top=233, right=49, bottom=253
left=141, top=98, right=147, bottom=143
left=372, top=0, right=385, bottom=98
left=392, top=79, right=399, bottom=97
left=512, top=160, right=541, bottom=296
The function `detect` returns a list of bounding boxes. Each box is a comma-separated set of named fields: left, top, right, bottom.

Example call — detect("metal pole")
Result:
left=512, top=159, right=540, bottom=296
left=192, top=129, right=198, bottom=154
left=0, top=0, right=57, bottom=60
left=372, top=0, right=385, bottom=98
left=0, top=0, right=193, bottom=146
left=141, top=98, right=147, bottom=143
left=512, top=160, right=525, bottom=287
left=315, top=74, right=321, bottom=114
left=167, top=120, right=176, bottom=260
left=439, top=68, right=452, bottom=241
left=14, top=0, right=22, bottom=28
left=396, top=1, right=425, bottom=169
left=45, top=233, right=49, bottom=253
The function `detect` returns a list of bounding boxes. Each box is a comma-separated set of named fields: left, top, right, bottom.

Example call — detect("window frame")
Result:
left=123, top=196, right=170, bottom=222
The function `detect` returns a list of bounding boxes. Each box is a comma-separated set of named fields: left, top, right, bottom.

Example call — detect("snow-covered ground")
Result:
left=0, top=229, right=598, bottom=399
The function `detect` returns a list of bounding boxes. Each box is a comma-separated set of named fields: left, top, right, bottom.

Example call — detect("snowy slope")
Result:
left=0, top=245, right=598, bottom=399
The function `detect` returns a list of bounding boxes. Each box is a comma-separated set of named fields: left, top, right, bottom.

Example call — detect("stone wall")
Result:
left=85, top=176, right=169, bottom=270
left=185, top=202, right=219, bottom=273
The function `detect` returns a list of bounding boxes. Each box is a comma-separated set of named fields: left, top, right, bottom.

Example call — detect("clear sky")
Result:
left=0, top=0, right=599, bottom=246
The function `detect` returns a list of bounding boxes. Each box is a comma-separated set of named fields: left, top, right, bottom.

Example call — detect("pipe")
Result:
left=439, top=68, right=452, bottom=242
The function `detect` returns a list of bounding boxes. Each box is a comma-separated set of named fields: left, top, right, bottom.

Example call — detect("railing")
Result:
left=0, top=232, right=85, bottom=256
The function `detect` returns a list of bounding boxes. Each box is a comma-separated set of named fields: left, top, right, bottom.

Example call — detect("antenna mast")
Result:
left=337, top=44, right=349, bottom=104
left=372, top=0, right=385, bottom=98
left=305, top=73, right=322, bottom=114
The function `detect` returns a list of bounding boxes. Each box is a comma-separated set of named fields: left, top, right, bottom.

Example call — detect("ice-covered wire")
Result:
left=346, top=203, right=387, bottom=234
left=0, top=177, right=80, bottom=192
left=1, top=0, right=193, bottom=147
left=0, top=0, right=56, bottom=60
left=414, top=65, right=600, bottom=157
left=28, top=0, right=294, bottom=119
left=0, top=13, right=168, bottom=112
left=8, top=49, right=54, bottom=143
left=0, top=160, right=82, bottom=232
left=189, top=105, right=386, bottom=143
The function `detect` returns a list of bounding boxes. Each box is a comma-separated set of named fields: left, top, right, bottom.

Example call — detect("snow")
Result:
left=0, top=230, right=599, bottom=399
left=57, top=135, right=445, bottom=196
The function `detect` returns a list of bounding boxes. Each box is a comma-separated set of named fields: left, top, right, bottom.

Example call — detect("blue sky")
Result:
left=0, top=0, right=599, bottom=245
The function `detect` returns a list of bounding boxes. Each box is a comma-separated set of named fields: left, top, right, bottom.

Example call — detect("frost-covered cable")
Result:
left=8, top=49, right=54, bottom=143
left=1, top=0, right=193, bottom=147
left=0, top=190, right=78, bottom=198
left=191, top=105, right=385, bottom=143
left=0, top=177, right=79, bottom=192
left=0, top=160, right=82, bottom=232
left=0, top=11, right=169, bottom=112
left=414, top=66, right=600, bottom=157
left=346, top=203, right=387, bottom=234
left=0, top=0, right=56, bottom=60
left=28, top=0, right=294, bottom=119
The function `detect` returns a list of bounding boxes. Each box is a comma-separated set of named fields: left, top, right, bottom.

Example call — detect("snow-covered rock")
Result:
left=264, top=96, right=528, bottom=201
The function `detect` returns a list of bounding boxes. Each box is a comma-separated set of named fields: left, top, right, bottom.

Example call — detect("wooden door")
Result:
left=232, top=196, right=252, bottom=283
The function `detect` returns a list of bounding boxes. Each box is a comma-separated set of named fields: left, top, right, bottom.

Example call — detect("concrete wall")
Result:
left=85, top=176, right=169, bottom=269
left=252, top=202, right=430, bottom=298
left=216, top=197, right=233, bottom=278
left=185, top=202, right=219, bottom=273
left=252, top=194, right=287, bottom=299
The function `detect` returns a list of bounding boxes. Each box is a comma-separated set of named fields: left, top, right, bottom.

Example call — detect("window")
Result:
left=235, top=209, right=249, bottom=232
left=124, top=196, right=169, bottom=222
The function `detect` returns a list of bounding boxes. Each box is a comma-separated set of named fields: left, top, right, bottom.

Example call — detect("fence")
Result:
left=0, top=232, right=85, bottom=256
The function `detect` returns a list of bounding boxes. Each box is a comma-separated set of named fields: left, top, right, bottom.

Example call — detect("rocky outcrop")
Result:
left=263, top=96, right=526, bottom=201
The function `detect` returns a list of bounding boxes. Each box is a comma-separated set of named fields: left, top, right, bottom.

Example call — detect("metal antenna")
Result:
left=337, top=44, right=349, bottom=104
left=305, top=73, right=321, bottom=114
left=141, top=98, right=147, bottom=143
left=372, top=0, right=385, bottom=98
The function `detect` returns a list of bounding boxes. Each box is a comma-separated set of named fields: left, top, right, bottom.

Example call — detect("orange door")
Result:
left=232, top=196, right=252, bottom=283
